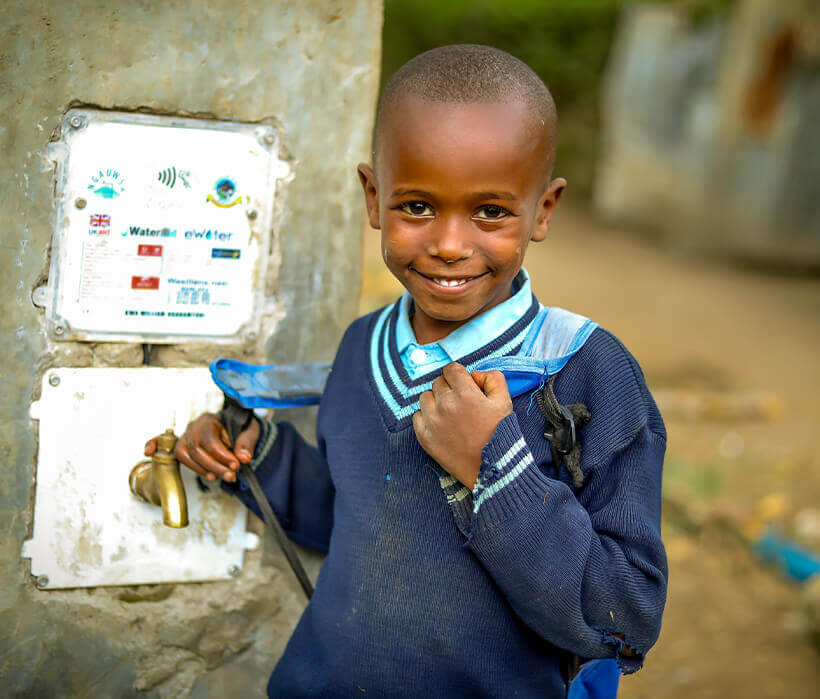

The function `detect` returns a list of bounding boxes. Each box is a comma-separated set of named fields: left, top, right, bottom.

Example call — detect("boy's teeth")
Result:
left=433, top=278, right=468, bottom=287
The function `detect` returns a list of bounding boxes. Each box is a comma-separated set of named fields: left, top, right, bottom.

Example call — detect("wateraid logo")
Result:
left=126, top=226, right=177, bottom=238
left=184, top=228, right=234, bottom=242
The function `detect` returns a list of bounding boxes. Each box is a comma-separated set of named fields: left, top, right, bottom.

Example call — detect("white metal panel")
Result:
left=46, top=109, right=289, bottom=343
left=23, top=368, right=259, bottom=589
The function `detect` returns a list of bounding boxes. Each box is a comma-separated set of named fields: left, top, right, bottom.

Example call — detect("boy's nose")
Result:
left=428, top=217, right=473, bottom=262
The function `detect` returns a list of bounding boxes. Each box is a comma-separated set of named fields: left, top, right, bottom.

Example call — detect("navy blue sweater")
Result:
left=228, top=301, right=668, bottom=697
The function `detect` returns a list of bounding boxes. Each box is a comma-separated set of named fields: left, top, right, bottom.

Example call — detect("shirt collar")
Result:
left=395, top=269, right=533, bottom=363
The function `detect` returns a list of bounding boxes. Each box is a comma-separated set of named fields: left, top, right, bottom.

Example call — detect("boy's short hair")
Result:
left=374, top=44, right=558, bottom=169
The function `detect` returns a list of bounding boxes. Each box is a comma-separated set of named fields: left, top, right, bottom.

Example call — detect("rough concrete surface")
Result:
left=0, top=1, right=381, bottom=695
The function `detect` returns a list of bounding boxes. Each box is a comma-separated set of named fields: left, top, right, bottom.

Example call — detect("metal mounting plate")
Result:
left=23, top=368, right=259, bottom=589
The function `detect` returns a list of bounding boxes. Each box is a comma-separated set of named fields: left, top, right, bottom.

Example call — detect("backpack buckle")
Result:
left=544, top=403, right=576, bottom=454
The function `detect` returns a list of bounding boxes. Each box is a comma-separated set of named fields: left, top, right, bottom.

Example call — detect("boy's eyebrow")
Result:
left=473, top=191, right=519, bottom=201
left=389, top=188, right=519, bottom=201
left=390, top=188, right=435, bottom=198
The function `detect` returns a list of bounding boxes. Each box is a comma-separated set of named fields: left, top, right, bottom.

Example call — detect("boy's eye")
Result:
left=399, top=201, right=434, bottom=217
left=474, top=205, right=511, bottom=220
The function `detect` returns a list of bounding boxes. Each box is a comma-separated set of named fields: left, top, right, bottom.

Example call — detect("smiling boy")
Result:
left=161, top=45, right=667, bottom=697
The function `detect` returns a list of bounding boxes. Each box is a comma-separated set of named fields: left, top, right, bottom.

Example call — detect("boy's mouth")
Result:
left=411, top=268, right=487, bottom=289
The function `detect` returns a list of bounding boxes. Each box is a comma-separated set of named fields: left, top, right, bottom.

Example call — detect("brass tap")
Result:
left=129, top=429, right=188, bottom=528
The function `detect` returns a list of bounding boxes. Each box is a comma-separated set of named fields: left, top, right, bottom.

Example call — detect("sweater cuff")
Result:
left=472, top=412, right=550, bottom=524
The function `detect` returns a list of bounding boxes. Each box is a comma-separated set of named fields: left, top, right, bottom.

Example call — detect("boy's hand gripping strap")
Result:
left=219, top=395, right=314, bottom=600
left=535, top=375, right=590, bottom=489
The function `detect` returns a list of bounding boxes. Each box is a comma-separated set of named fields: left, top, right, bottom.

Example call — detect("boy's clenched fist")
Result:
left=412, top=363, right=513, bottom=489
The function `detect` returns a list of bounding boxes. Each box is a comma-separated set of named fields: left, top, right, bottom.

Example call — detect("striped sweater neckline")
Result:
left=367, top=295, right=541, bottom=431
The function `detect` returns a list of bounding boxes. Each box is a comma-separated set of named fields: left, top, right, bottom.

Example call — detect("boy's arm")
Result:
left=415, top=361, right=667, bottom=673
left=224, top=418, right=335, bottom=553
left=468, top=411, right=666, bottom=673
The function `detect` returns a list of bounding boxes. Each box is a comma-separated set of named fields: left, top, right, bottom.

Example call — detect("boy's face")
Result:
left=359, top=97, right=564, bottom=344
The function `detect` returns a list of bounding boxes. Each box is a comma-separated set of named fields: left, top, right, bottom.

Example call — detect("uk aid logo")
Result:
left=88, top=213, right=111, bottom=235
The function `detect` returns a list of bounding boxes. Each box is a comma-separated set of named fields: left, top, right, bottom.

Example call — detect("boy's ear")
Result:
left=357, top=163, right=381, bottom=230
left=531, top=177, right=566, bottom=242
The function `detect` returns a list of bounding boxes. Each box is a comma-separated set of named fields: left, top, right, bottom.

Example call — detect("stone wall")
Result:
left=0, top=1, right=381, bottom=695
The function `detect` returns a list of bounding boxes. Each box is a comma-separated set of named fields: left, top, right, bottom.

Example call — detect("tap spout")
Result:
left=129, top=429, right=188, bottom=528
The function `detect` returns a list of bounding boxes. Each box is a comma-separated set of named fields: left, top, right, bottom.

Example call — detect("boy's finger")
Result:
left=144, top=438, right=157, bottom=457
left=443, top=362, right=478, bottom=392
left=418, top=390, right=435, bottom=413
left=174, top=438, right=205, bottom=476
left=473, top=370, right=510, bottom=399
left=234, top=419, right=260, bottom=463
left=188, top=442, right=238, bottom=480
left=431, top=374, right=450, bottom=398
left=411, top=410, right=425, bottom=440
left=201, top=428, right=241, bottom=468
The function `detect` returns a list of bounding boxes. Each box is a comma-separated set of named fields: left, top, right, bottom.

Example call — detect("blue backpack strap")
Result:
left=209, top=358, right=331, bottom=409
left=474, top=306, right=598, bottom=398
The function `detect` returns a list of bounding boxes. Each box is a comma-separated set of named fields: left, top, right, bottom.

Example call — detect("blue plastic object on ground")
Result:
left=754, top=527, right=820, bottom=582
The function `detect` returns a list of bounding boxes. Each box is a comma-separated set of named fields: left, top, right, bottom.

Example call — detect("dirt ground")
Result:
left=358, top=204, right=820, bottom=698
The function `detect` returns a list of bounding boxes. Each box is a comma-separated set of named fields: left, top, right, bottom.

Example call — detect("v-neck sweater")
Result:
left=228, top=299, right=668, bottom=698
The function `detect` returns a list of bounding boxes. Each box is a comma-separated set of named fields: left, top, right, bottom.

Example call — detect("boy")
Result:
left=156, top=45, right=667, bottom=697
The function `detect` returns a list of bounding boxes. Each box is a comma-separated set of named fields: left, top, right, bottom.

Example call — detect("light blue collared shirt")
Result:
left=396, top=269, right=533, bottom=379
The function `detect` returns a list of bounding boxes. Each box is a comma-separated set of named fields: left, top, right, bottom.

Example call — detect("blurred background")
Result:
left=360, top=1, right=820, bottom=696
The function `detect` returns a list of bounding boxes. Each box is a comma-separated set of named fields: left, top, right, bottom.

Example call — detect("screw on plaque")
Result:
left=69, top=115, right=83, bottom=129
left=31, top=285, right=48, bottom=308
left=228, top=565, right=241, bottom=578
left=54, top=325, right=65, bottom=336
left=36, top=575, right=49, bottom=588
left=246, top=208, right=258, bottom=221
left=263, top=132, right=276, bottom=146
left=49, top=375, right=60, bottom=387
left=75, top=198, right=87, bottom=209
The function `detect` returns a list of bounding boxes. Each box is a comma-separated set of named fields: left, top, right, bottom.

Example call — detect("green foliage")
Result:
left=382, top=0, right=730, bottom=197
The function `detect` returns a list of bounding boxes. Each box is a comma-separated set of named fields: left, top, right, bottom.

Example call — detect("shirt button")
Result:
left=410, top=348, right=427, bottom=364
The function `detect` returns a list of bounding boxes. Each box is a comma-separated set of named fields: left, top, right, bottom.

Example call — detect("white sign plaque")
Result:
left=46, top=109, right=288, bottom=343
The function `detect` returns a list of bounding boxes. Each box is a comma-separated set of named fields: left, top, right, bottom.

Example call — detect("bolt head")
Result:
left=48, top=375, right=60, bottom=387
left=36, top=575, right=49, bottom=588
left=54, top=325, right=65, bottom=336
left=75, top=197, right=87, bottom=209
left=228, top=565, right=241, bottom=578
left=69, top=115, right=83, bottom=129
left=31, top=285, right=48, bottom=308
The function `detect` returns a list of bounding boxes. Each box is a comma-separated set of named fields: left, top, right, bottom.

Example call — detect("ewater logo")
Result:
left=184, top=228, right=234, bottom=242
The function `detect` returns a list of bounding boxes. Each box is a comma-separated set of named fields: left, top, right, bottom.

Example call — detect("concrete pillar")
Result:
left=0, top=1, right=381, bottom=694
